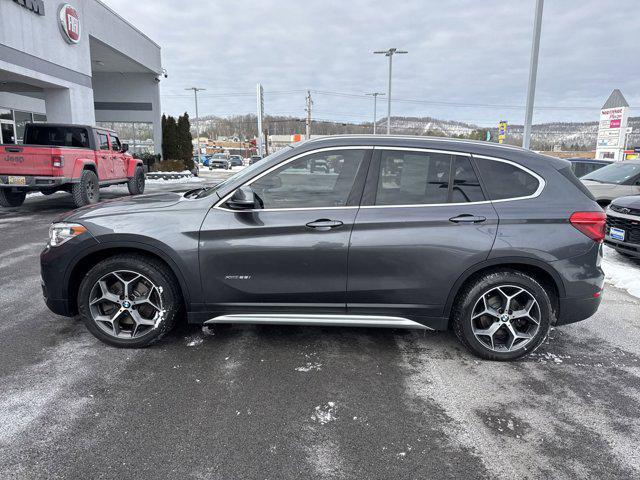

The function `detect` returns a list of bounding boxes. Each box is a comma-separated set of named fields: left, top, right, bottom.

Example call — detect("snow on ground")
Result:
left=602, top=245, right=640, bottom=299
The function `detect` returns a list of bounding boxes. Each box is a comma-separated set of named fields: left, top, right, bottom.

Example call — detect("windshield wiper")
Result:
left=184, top=187, right=206, bottom=198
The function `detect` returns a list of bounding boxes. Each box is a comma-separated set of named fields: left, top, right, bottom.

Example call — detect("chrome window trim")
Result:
left=213, top=145, right=545, bottom=212
left=214, top=146, right=373, bottom=212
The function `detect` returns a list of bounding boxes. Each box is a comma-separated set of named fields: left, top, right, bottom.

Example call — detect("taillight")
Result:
left=570, top=211, right=606, bottom=243
left=52, top=155, right=64, bottom=168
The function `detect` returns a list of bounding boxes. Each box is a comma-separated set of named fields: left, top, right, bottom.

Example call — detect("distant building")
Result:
left=596, top=89, right=630, bottom=161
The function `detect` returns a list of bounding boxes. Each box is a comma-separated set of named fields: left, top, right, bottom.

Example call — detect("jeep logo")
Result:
left=4, top=156, right=24, bottom=164
left=12, top=0, right=45, bottom=16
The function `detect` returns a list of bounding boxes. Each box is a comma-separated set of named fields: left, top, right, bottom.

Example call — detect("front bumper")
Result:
left=604, top=238, right=640, bottom=258
left=0, top=175, right=72, bottom=190
left=40, top=233, right=100, bottom=317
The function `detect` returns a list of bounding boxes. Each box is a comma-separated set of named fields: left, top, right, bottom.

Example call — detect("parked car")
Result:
left=0, top=123, right=144, bottom=208
left=605, top=195, right=640, bottom=257
left=41, top=136, right=605, bottom=360
left=567, top=158, right=611, bottom=178
left=201, top=155, right=212, bottom=167
left=229, top=155, right=244, bottom=167
left=249, top=155, right=262, bottom=165
left=209, top=153, right=231, bottom=170
left=581, top=160, right=640, bottom=206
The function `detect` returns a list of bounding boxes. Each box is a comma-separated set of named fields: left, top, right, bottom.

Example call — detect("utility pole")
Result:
left=374, top=48, right=407, bottom=134
left=256, top=83, right=264, bottom=157
left=305, top=90, right=313, bottom=140
left=185, top=87, right=205, bottom=156
left=366, top=92, right=385, bottom=134
left=522, top=0, right=544, bottom=150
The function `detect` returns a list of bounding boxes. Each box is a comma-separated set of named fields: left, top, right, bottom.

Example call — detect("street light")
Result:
left=366, top=92, right=385, bottom=134
left=522, top=0, right=544, bottom=149
left=185, top=87, right=205, bottom=157
left=374, top=48, right=407, bottom=134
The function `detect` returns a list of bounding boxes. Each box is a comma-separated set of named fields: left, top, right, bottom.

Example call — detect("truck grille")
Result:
left=609, top=204, right=640, bottom=217
left=606, top=214, right=640, bottom=245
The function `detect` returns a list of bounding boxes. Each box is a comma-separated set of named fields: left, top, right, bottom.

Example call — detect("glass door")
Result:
left=0, top=121, right=17, bottom=144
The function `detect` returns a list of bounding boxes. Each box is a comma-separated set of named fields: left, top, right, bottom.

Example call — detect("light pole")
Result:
left=374, top=48, right=407, bottom=134
left=522, top=0, right=544, bottom=150
left=185, top=87, right=205, bottom=157
left=366, top=92, right=385, bottom=134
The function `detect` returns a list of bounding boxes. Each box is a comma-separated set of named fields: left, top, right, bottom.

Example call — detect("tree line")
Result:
left=161, top=113, right=194, bottom=168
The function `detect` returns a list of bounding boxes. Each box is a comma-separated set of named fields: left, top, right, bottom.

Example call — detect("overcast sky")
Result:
left=103, top=0, right=638, bottom=127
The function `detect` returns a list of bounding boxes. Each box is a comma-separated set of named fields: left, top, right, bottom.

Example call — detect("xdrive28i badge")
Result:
left=58, top=3, right=81, bottom=44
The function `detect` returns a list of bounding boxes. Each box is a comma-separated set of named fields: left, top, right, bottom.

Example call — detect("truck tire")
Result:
left=0, top=188, right=27, bottom=207
left=127, top=166, right=145, bottom=195
left=72, top=169, right=100, bottom=208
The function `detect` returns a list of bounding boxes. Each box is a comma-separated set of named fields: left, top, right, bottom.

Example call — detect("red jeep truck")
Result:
left=0, top=123, right=145, bottom=208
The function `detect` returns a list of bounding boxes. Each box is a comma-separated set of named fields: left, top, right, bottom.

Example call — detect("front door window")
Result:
left=249, top=149, right=367, bottom=209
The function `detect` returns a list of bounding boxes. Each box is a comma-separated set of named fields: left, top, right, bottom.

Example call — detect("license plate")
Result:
left=609, top=227, right=625, bottom=241
left=7, top=176, right=26, bottom=185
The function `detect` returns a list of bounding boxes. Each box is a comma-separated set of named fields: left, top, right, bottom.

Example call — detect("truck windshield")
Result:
left=24, top=126, right=90, bottom=148
left=582, top=162, right=640, bottom=184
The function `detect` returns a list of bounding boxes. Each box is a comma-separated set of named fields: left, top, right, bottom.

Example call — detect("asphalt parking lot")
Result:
left=1, top=173, right=640, bottom=479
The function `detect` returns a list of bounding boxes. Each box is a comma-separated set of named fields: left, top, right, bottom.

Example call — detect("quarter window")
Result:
left=475, top=158, right=539, bottom=200
left=249, top=149, right=366, bottom=209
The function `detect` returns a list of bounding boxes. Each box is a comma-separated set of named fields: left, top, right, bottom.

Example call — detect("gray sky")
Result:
left=103, top=0, right=638, bottom=126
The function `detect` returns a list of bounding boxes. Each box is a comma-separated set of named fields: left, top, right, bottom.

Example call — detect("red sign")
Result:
left=609, top=119, right=621, bottom=129
left=58, top=4, right=81, bottom=44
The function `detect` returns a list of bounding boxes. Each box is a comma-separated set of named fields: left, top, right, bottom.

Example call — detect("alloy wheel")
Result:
left=88, top=270, right=163, bottom=339
left=470, top=285, right=541, bottom=352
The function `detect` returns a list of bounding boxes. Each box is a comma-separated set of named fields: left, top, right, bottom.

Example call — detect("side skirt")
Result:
left=203, top=314, right=433, bottom=330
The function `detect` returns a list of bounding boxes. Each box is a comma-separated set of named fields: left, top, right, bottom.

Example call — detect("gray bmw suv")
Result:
left=41, top=136, right=605, bottom=360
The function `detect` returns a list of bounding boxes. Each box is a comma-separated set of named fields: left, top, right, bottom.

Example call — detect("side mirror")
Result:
left=121, top=143, right=129, bottom=153
left=226, top=186, right=256, bottom=210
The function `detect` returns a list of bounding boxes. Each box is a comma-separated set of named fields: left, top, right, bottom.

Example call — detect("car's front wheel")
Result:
left=452, top=270, right=552, bottom=361
left=77, top=254, right=181, bottom=347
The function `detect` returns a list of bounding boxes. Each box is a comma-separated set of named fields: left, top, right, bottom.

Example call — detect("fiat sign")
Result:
left=58, top=4, right=81, bottom=44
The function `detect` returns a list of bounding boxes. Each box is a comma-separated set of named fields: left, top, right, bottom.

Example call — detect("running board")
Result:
left=204, top=314, right=432, bottom=330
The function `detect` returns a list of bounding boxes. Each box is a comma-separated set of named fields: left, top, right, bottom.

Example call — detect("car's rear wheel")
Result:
left=0, top=188, right=26, bottom=207
left=127, top=166, right=145, bottom=195
left=452, top=270, right=552, bottom=361
left=72, top=169, right=99, bottom=207
left=78, top=254, right=181, bottom=347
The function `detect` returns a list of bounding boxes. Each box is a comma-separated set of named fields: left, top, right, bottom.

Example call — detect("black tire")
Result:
left=72, top=169, right=100, bottom=208
left=40, top=188, right=57, bottom=196
left=77, top=254, right=182, bottom=348
left=452, top=269, right=553, bottom=361
left=0, top=188, right=26, bottom=207
left=127, top=166, right=145, bottom=195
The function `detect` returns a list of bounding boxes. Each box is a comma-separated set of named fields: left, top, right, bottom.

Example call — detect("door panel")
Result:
left=109, top=134, right=127, bottom=178
left=96, top=131, right=113, bottom=179
left=199, top=207, right=358, bottom=312
left=347, top=148, right=498, bottom=320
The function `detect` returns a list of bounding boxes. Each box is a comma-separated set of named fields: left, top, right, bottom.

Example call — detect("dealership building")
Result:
left=0, top=0, right=163, bottom=153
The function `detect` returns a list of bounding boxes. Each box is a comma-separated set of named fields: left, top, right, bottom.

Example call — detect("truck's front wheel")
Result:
left=0, top=188, right=26, bottom=207
left=127, top=166, right=145, bottom=195
left=72, top=169, right=100, bottom=208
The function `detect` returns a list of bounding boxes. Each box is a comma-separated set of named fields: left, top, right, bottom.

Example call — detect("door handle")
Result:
left=449, top=214, right=486, bottom=224
left=305, top=219, right=344, bottom=231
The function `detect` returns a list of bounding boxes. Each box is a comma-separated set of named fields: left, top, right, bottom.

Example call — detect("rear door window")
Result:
left=452, top=156, right=485, bottom=203
left=474, top=157, right=540, bottom=200
left=98, top=132, right=110, bottom=151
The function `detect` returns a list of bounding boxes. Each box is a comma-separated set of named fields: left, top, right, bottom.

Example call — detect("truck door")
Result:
left=109, top=134, right=127, bottom=178
left=96, top=131, right=113, bottom=179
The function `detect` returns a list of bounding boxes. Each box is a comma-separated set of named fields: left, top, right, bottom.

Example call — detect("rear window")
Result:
left=475, top=158, right=540, bottom=200
left=24, top=126, right=90, bottom=148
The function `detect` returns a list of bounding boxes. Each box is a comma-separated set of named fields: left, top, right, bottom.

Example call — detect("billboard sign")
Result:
left=498, top=121, right=507, bottom=144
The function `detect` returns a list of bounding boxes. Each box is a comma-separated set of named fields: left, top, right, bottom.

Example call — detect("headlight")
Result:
left=48, top=222, right=87, bottom=247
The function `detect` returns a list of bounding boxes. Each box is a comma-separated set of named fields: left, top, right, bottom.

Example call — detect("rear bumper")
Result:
left=557, top=293, right=602, bottom=325
left=0, top=175, right=72, bottom=190
left=604, top=238, right=640, bottom=258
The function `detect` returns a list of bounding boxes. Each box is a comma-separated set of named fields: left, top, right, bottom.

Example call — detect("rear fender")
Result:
left=72, top=159, right=98, bottom=179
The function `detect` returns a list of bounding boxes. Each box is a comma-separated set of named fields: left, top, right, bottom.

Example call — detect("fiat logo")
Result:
left=59, top=4, right=81, bottom=44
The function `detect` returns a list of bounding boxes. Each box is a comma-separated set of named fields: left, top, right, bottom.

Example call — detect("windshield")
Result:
left=212, top=153, right=227, bottom=159
left=195, top=146, right=293, bottom=198
left=582, top=162, right=640, bottom=184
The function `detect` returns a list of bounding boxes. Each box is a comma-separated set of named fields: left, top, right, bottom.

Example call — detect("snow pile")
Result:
left=602, top=246, right=640, bottom=298
left=295, top=362, right=322, bottom=372
left=311, top=402, right=336, bottom=424
left=146, top=176, right=205, bottom=184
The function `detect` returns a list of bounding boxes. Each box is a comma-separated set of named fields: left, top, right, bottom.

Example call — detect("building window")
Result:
left=0, top=109, right=12, bottom=121
left=97, top=121, right=154, bottom=154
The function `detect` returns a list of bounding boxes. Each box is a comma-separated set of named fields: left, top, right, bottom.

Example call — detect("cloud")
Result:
left=103, top=0, right=639, bottom=126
